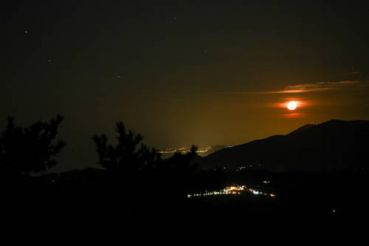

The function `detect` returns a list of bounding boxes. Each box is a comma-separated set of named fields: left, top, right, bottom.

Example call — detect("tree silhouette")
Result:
left=0, top=115, right=65, bottom=178
left=93, top=122, right=161, bottom=173
left=92, top=122, right=225, bottom=202
left=163, top=145, right=199, bottom=173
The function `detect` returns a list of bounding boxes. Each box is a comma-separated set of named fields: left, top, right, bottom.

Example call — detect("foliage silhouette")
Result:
left=93, top=122, right=161, bottom=173
left=161, top=145, right=199, bottom=172
left=92, top=123, right=219, bottom=202
left=0, top=115, right=65, bottom=178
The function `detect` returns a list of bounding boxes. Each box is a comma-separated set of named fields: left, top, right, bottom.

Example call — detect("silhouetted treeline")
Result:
left=0, top=116, right=226, bottom=208
left=91, top=122, right=225, bottom=202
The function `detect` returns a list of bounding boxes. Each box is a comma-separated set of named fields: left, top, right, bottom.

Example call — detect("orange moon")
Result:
left=286, top=101, right=298, bottom=111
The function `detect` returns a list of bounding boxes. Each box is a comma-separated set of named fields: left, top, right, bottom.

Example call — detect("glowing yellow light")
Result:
left=287, top=101, right=298, bottom=111
left=187, top=185, right=276, bottom=199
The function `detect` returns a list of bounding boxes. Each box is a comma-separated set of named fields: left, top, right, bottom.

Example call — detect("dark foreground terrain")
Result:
left=2, top=169, right=369, bottom=222
left=1, top=117, right=368, bottom=228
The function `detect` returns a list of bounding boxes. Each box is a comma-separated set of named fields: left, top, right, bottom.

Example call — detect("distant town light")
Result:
left=187, top=185, right=277, bottom=199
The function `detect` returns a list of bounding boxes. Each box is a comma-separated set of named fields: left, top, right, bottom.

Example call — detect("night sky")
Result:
left=2, top=0, right=369, bottom=170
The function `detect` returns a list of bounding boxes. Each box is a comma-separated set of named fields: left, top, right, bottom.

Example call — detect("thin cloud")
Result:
left=273, top=80, right=361, bottom=94
left=216, top=80, right=367, bottom=96
left=251, top=80, right=363, bottom=95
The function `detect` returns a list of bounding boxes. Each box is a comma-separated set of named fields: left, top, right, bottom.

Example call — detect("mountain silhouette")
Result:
left=203, top=120, right=369, bottom=172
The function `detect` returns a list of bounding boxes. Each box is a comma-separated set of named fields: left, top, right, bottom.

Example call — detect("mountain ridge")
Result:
left=203, top=119, right=369, bottom=172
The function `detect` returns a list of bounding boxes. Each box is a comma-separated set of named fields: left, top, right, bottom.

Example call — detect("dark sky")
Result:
left=1, top=0, right=369, bottom=171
